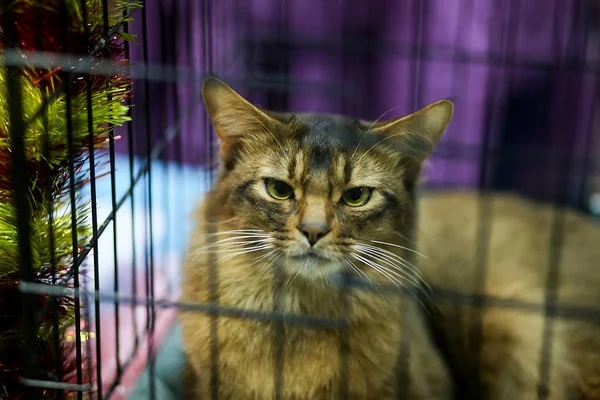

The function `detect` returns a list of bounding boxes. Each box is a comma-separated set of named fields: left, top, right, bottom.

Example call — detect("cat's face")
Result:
left=203, top=78, right=453, bottom=281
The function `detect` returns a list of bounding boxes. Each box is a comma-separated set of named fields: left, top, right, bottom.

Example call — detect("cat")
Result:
left=179, top=77, right=454, bottom=399
left=179, top=77, right=600, bottom=399
left=417, top=191, right=600, bottom=399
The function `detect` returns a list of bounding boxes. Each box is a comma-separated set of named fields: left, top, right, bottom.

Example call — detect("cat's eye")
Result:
left=342, top=187, right=372, bottom=207
left=265, top=178, right=294, bottom=200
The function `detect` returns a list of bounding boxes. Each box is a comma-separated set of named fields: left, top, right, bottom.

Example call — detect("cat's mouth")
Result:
left=282, top=248, right=344, bottom=279
left=290, top=249, right=328, bottom=261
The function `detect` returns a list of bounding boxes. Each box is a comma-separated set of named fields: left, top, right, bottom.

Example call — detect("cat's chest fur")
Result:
left=180, top=250, right=450, bottom=399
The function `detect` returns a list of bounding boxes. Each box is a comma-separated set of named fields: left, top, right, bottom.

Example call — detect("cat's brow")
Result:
left=287, top=151, right=297, bottom=181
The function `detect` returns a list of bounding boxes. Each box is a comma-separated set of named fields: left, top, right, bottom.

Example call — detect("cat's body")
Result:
left=179, top=77, right=600, bottom=399
left=417, top=191, right=600, bottom=399
left=180, top=77, right=455, bottom=399
left=180, top=201, right=452, bottom=399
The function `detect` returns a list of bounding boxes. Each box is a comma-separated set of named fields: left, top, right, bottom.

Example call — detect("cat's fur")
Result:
left=417, top=192, right=600, bottom=399
left=180, top=77, right=454, bottom=399
left=180, top=77, right=600, bottom=399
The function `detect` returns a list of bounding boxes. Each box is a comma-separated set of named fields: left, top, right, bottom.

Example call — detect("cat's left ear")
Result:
left=202, top=77, right=285, bottom=161
left=370, top=99, right=454, bottom=160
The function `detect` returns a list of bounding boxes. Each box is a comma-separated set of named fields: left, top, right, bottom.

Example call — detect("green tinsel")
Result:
left=0, top=0, right=141, bottom=398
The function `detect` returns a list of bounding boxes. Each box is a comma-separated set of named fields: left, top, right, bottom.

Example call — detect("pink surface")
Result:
left=94, top=266, right=181, bottom=399
left=101, top=307, right=178, bottom=400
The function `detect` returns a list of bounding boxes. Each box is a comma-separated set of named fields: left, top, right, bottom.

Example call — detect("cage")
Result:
left=1, top=0, right=599, bottom=399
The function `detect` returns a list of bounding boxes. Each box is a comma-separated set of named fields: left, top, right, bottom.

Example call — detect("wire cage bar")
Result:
left=0, top=0, right=598, bottom=399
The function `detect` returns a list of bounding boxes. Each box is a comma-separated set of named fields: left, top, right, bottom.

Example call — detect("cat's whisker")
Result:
left=345, top=259, right=388, bottom=304
left=286, top=261, right=306, bottom=289
left=190, top=241, right=271, bottom=263
left=257, top=250, right=282, bottom=279
left=202, top=247, right=271, bottom=257
left=352, top=253, right=406, bottom=287
left=356, top=243, right=427, bottom=283
left=202, top=216, right=241, bottom=226
left=245, top=112, right=287, bottom=155
left=266, top=250, right=283, bottom=265
left=354, top=134, right=398, bottom=165
left=202, top=236, right=271, bottom=244
left=217, top=245, right=274, bottom=261
left=199, top=237, right=271, bottom=249
left=251, top=248, right=278, bottom=262
left=343, top=259, right=371, bottom=284
left=352, top=252, right=430, bottom=312
left=215, top=248, right=275, bottom=267
left=353, top=244, right=428, bottom=286
left=353, top=246, right=424, bottom=289
left=350, top=106, right=401, bottom=162
left=353, top=248, right=432, bottom=306
left=343, top=259, right=360, bottom=275
left=248, top=249, right=280, bottom=268
left=199, top=229, right=269, bottom=239
left=198, top=244, right=272, bottom=255
left=215, top=243, right=272, bottom=253
left=353, top=251, right=415, bottom=286
left=256, top=259, right=273, bottom=279
left=351, top=253, right=406, bottom=288
left=368, top=239, right=427, bottom=258
left=199, top=238, right=272, bottom=252
left=343, top=259, right=386, bottom=301
left=392, top=230, right=416, bottom=245
left=202, top=228, right=265, bottom=233
left=199, top=234, right=271, bottom=246
left=208, top=233, right=270, bottom=239
left=355, top=126, right=434, bottom=165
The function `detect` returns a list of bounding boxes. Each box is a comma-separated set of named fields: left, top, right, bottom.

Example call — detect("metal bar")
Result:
left=21, top=281, right=350, bottom=329
left=80, top=0, right=103, bottom=396
left=337, top=2, right=350, bottom=398
left=123, top=0, right=141, bottom=358
left=17, top=6, right=139, bottom=134
left=102, top=327, right=151, bottom=399
left=35, top=0, right=65, bottom=394
left=201, top=1, right=221, bottom=398
left=58, top=0, right=84, bottom=396
left=395, top=2, right=429, bottom=397
left=469, top=1, right=518, bottom=394
left=537, top=1, right=591, bottom=397
left=101, top=0, right=124, bottom=385
left=0, top=50, right=350, bottom=96
left=273, top=1, right=288, bottom=398
left=140, top=1, right=157, bottom=399
left=19, top=279, right=600, bottom=329
left=33, top=96, right=200, bottom=327
left=20, top=379, right=94, bottom=392
left=2, top=1, right=38, bottom=397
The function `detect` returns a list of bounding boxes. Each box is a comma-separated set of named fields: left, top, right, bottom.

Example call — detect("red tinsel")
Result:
left=0, top=0, right=129, bottom=96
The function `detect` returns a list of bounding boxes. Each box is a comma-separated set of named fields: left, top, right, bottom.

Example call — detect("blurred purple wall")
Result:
left=117, top=0, right=597, bottom=205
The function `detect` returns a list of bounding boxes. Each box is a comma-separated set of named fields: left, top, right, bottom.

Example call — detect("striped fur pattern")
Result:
left=180, top=77, right=453, bottom=399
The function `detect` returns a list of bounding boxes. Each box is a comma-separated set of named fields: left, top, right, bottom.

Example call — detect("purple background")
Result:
left=118, top=0, right=598, bottom=208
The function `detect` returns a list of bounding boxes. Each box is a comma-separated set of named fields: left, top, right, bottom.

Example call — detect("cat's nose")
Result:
left=297, top=223, right=330, bottom=246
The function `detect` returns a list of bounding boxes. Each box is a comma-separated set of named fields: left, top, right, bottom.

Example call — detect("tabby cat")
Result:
left=179, top=77, right=600, bottom=399
left=418, top=192, right=600, bottom=399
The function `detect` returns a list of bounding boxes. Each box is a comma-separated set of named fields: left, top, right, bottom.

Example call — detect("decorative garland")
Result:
left=0, top=1, right=140, bottom=398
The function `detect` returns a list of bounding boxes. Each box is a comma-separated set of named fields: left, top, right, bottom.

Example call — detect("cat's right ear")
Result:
left=370, top=99, right=454, bottom=161
left=202, top=77, right=283, bottom=161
